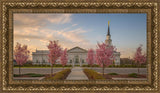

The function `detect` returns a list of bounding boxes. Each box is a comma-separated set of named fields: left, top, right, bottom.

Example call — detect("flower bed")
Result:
left=83, top=69, right=105, bottom=80
left=44, top=69, right=71, bottom=80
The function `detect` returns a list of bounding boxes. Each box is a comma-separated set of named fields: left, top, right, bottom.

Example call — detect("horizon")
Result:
left=14, top=13, right=147, bottom=59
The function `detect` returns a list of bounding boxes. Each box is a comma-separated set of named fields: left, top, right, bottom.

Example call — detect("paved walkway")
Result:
left=66, top=67, right=88, bottom=80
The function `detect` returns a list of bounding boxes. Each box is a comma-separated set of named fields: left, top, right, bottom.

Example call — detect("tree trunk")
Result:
left=19, top=65, right=21, bottom=75
left=103, top=66, right=104, bottom=77
left=102, top=62, right=105, bottom=77
left=138, top=63, right=139, bottom=74
left=51, top=64, right=53, bottom=75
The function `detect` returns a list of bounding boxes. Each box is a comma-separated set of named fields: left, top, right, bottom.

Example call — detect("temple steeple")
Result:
left=107, top=21, right=110, bottom=36
left=105, top=21, right=112, bottom=45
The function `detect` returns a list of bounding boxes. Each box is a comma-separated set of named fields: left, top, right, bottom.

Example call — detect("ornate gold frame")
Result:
left=0, top=0, right=159, bottom=92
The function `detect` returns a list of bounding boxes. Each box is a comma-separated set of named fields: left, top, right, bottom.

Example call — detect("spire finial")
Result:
left=107, top=21, right=110, bottom=36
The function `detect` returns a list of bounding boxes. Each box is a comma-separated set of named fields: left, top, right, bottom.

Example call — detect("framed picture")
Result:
left=0, top=0, right=159, bottom=93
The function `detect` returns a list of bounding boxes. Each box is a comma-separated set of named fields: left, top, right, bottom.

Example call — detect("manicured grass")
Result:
left=14, top=73, right=45, bottom=77
left=44, top=69, right=71, bottom=80
left=108, top=73, right=118, bottom=75
left=83, top=69, right=105, bottom=80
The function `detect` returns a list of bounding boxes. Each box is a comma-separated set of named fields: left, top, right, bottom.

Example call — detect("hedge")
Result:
left=128, top=73, right=138, bottom=78
left=45, top=69, right=71, bottom=80
left=108, top=73, right=118, bottom=75
left=82, top=64, right=99, bottom=67
left=83, top=69, right=105, bottom=80
left=14, top=64, right=72, bottom=67
left=14, top=73, right=45, bottom=77
left=108, top=65, right=146, bottom=68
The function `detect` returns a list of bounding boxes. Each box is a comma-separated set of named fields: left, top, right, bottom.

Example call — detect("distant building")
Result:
left=120, top=58, right=133, bottom=65
left=13, top=59, right=17, bottom=65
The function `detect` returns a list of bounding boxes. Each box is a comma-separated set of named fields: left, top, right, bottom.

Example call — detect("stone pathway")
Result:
left=66, top=67, right=88, bottom=80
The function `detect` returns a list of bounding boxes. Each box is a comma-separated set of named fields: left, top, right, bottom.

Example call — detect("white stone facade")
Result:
left=32, top=47, right=88, bottom=66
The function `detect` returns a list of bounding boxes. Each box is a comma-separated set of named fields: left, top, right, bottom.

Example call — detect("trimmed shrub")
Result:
left=82, top=64, right=99, bottom=67
left=64, top=65, right=72, bottom=67
left=108, top=73, right=118, bottom=75
left=83, top=69, right=105, bottom=80
left=45, top=69, right=71, bottom=80
left=14, top=74, right=22, bottom=77
left=24, top=73, right=45, bottom=77
left=92, top=64, right=99, bottom=67
left=14, top=73, right=44, bottom=77
left=128, top=73, right=138, bottom=78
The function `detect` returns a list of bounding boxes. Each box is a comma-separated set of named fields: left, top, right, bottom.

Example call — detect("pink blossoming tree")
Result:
left=14, top=42, right=30, bottom=75
left=47, top=40, right=62, bottom=75
left=86, top=49, right=95, bottom=68
left=60, top=48, right=68, bottom=69
left=133, top=45, right=146, bottom=74
left=95, top=43, right=115, bottom=76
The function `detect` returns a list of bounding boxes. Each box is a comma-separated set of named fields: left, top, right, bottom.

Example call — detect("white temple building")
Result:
left=32, top=21, right=120, bottom=66
left=32, top=46, right=88, bottom=66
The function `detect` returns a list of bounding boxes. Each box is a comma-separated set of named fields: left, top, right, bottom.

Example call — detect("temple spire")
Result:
left=107, top=21, right=110, bottom=36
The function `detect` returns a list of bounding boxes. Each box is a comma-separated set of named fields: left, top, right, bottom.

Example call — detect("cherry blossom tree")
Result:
left=14, top=42, right=30, bottom=75
left=47, top=40, right=62, bottom=75
left=86, top=49, right=95, bottom=68
left=133, top=45, right=146, bottom=74
left=95, top=43, right=115, bottom=76
left=60, top=48, right=68, bottom=69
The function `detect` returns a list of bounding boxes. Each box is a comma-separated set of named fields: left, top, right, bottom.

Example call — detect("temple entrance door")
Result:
left=75, top=55, right=79, bottom=66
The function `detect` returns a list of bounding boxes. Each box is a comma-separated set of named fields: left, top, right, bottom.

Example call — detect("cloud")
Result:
left=72, top=24, right=78, bottom=27
left=47, top=14, right=72, bottom=24
left=57, top=28, right=88, bottom=43
left=14, top=34, right=43, bottom=40
left=25, top=38, right=30, bottom=42
left=14, top=13, right=95, bottom=56
left=14, top=14, right=72, bottom=28
left=117, top=48, right=136, bottom=58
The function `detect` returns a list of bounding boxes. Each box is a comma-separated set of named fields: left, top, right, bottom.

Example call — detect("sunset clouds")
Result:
left=14, top=13, right=146, bottom=59
left=14, top=14, right=94, bottom=56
